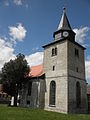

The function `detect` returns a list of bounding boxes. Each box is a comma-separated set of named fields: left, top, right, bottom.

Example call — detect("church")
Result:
left=19, top=8, right=88, bottom=114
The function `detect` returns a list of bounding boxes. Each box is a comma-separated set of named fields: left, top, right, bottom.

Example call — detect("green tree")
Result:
left=0, top=53, right=29, bottom=106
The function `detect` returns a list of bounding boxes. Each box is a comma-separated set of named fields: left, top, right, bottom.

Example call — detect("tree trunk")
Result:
left=14, top=94, right=17, bottom=106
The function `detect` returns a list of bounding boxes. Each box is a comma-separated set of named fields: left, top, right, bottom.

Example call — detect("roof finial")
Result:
left=57, top=6, right=72, bottom=30
left=63, top=6, right=66, bottom=13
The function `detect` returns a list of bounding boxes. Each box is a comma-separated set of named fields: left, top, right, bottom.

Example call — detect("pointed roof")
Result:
left=58, top=7, right=72, bottom=30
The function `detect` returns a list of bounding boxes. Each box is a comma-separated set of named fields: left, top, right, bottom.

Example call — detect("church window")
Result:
left=27, top=82, right=32, bottom=96
left=49, top=81, right=56, bottom=106
left=52, top=47, right=57, bottom=56
left=55, top=47, right=57, bottom=55
left=52, top=48, right=55, bottom=56
left=75, top=48, right=79, bottom=57
left=76, top=82, right=81, bottom=108
left=53, top=66, right=55, bottom=71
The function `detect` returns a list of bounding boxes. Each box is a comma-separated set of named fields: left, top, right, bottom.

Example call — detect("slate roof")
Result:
left=57, top=7, right=72, bottom=30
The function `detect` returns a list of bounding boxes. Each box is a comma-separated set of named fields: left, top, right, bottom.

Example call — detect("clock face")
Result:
left=63, top=31, right=69, bottom=37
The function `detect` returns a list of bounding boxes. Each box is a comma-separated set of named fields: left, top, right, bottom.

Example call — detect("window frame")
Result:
left=49, top=81, right=56, bottom=107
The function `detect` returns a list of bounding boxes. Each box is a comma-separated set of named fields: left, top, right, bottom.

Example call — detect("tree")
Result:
left=0, top=53, right=30, bottom=106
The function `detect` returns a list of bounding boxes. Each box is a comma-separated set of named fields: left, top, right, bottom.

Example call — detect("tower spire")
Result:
left=57, top=7, right=72, bottom=30
left=53, top=7, right=75, bottom=41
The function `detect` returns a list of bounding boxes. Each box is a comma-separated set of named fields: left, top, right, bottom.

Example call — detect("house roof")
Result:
left=29, top=64, right=43, bottom=77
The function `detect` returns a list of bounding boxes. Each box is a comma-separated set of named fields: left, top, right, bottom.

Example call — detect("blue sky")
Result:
left=0, top=0, right=90, bottom=82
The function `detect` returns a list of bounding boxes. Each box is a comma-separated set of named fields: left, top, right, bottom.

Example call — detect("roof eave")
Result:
left=42, top=38, right=86, bottom=50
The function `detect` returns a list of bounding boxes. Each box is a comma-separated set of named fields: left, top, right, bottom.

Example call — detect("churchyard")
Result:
left=0, top=104, right=90, bottom=120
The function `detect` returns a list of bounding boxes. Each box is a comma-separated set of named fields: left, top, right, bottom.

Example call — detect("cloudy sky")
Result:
left=0, top=0, right=90, bottom=82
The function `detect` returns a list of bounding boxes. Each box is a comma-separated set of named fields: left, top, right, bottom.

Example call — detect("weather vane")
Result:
left=63, top=0, right=66, bottom=11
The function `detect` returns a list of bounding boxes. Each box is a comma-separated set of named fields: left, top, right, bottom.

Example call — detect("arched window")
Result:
left=49, top=81, right=56, bottom=106
left=76, top=82, right=81, bottom=108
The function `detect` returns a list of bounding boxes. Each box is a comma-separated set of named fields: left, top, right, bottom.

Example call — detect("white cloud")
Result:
left=0, top=38, right=15, bottom=70
left=0, top=39, right=43, bottom=70
left=0, top=23, right=27, bottom=70
left=73, top=27, right=89, bottom=44
left=13, top=0, right=22, bottom=5
left=26, top=52, right=43, bottom=67
left=9, top=23, right=27, bottom=43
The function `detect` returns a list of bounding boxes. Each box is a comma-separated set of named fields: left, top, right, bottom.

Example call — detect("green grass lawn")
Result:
left=0, top=104, right=90, bottom=120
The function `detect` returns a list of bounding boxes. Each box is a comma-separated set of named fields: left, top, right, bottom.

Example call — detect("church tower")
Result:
left=43, top=8, right=87, bottom=113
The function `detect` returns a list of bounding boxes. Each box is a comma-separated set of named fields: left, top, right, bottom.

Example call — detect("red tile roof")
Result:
left=29, top=64, right=43, bottom=77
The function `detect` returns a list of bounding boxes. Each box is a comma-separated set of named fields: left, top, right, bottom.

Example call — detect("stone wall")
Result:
left=20, top=78, right=45, bottom=108
left=67, top=40, right=88, bottom=113
left=68, top=77, right=87, bottom=113
left=43, top=41, right=68, bottom=113
left=43, top=40, right=88, bottom=114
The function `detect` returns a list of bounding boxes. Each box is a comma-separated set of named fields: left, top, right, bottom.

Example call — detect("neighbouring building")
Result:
left=0, top=84, right=11, bottom=104
left=20, top=8, right=88, bottom=114
left=19, top=64, right=45, bottom=108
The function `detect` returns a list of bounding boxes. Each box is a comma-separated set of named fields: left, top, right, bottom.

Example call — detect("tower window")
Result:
left=55, top=47, right=57, bottom=55
left=75, top=48, right=79, bottom=57
left=49, top=81, right=56, bottom=106
left=52, top=47, right=57, bottom=56
left=52, top=48, right=55, bottom=56
left=53, top=66, right=55, bottom=71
